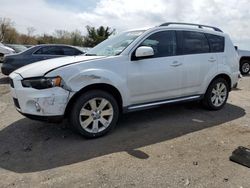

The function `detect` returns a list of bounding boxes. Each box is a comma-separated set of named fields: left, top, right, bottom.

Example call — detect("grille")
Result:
left=13, top=98, right=20, bottom=109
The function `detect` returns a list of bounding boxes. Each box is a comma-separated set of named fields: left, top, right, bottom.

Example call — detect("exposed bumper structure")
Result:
left=9, top=72, right=70, bottom=121
left=18, top=112, right=64, bottom=123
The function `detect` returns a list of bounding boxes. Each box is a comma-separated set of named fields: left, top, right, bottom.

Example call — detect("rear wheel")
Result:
left=202, top=78, right=229, bottom=110
left=240, top=60, right=250, bottom=75
left=70, top=90, right=119, bottom=138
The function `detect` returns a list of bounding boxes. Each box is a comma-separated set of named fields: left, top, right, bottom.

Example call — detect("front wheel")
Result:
left=69, top=90, right=119, bottom=138
left=240, top=60, right=250, bottom=75
left=202, top=78, right=229, bottom=110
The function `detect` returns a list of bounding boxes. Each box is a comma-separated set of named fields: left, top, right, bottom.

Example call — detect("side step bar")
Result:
left=125, top=95, right=201, bottom=112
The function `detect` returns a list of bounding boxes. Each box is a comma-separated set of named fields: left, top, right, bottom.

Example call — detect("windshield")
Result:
left=86, top=30, right=145, bottom=56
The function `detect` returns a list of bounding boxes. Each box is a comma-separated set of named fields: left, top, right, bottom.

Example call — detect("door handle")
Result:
left=208, top=58, right=216, bottom=62
left=171, top=61, right=183, bottom=67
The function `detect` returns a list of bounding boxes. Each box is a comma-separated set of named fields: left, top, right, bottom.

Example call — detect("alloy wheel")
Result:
left=242, top=62, right=250, bottom=74
left=211, top=82, right=227, bottom=107
left=79, top=98, right=114, bottom=133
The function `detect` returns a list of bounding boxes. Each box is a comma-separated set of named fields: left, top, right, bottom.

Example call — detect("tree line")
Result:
left=0, top=17, right=115, bottom=47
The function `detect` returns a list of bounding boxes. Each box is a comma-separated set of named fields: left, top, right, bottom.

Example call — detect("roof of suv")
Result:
left=159, top=22, right=222, bottom=32
left=129, top=22, right=225, bottom=37
left=159, top=26, right=225, bottom=36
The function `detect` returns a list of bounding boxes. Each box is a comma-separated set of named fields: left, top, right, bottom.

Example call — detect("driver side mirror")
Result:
left=135, top=46, right=154, bottom=58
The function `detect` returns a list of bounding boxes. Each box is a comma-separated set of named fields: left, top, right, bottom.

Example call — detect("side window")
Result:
left=182, top=31, right=209, bottom=54
left=62, top=47, right=83, bottom=56
left=34, top=47, right=44, bottom=54
left=34, top=46, right=64, bottom=55
left=206, top=34, right=225, bottom=52
left=139, top=30, right=177, bottom=58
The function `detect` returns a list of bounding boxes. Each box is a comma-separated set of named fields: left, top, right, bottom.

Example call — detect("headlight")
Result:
left=21, top=76, right=62, bottom=89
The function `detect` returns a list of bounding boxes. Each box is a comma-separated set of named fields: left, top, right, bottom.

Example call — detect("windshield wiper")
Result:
left=85, top=53, right=97, bottom=56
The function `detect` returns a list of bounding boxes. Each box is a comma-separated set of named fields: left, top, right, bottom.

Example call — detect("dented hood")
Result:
left=12, top=55, right=104, bottom=78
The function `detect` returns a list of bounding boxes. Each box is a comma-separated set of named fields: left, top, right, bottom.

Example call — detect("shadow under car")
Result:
left=0, top=102, right=245, bottom=173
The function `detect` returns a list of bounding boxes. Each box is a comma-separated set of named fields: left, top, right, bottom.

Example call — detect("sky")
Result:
left=1, top=0, right=250, bottom=49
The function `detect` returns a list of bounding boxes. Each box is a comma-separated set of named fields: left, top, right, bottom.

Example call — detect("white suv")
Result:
left=9, top=23, right=239, bottom=138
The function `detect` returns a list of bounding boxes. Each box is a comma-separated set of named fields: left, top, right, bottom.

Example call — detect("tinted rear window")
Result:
left=206, top=34, right=225, bottom=52
left=182, top=31, right=209, bottom=54
left=34, top=46, right=64, bottom=55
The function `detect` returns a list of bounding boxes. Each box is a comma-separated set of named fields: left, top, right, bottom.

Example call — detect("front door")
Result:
left=127, top=30, right=184, bottom=105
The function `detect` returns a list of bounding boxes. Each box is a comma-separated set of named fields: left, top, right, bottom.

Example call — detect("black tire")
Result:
left=240, top=60, right=250, bottom=75
left=69, top=90, right=119, bottom=138
left=202, top=78, right=229, bottom=110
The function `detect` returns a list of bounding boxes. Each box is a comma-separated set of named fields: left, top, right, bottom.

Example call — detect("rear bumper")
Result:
left=230, top=71, right=240, bottom=89
left=231, top=72, right=242, bottom=89
left=233, top=83, right=238, bottom=89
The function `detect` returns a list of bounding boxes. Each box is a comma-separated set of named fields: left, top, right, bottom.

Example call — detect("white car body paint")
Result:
left=13, top=55, right=105, bottom=78
left=0, top=43, right=15, bottom=54
left=9, top=26, right=239, bottom=118
left=10, top=72, right=70, bottom=116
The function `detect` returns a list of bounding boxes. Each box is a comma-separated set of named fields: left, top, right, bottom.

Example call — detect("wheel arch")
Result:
left=239, top=56, right=250, bottom=75
left=240, top=56, right=250, bottom=63
left=207, top=73, right=232, bottom=92
left=64, top=83, right=123, bottom=117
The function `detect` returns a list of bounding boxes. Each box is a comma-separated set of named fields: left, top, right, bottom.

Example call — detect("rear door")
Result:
left=206, top=33, right=225, bottom=70
left=178, top=31, right=217, bottom=96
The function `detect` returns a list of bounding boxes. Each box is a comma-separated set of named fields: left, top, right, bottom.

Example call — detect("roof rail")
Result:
left=159, top=22, right=223, bottom=32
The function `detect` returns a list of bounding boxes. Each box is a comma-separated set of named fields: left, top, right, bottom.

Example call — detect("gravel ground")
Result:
left=0, top=66, right=250, bottom=188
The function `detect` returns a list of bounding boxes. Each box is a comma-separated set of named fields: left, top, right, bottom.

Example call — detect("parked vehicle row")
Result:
left=4, top=44, right=28, bottom=53
left=0, top=43, right=28, bottom=62
left=0, top=42, right=15, bottom=62
left=238, top=49, right=250, bottom=75
left=1, top=44, right=86, bottom=75
left=9, top=22, right=239, bottom=138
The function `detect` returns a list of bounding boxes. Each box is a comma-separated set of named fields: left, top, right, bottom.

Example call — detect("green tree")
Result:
left=83, top=26, right=115, bottom=47
left=71, top=30, right=83, bottom=46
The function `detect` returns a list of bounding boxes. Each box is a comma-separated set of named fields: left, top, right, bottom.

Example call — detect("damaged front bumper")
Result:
left=9, top=73, right=71, bottom=122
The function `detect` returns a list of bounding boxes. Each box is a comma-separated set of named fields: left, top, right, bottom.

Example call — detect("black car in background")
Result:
left=1, top=44, right=85, bottom=75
